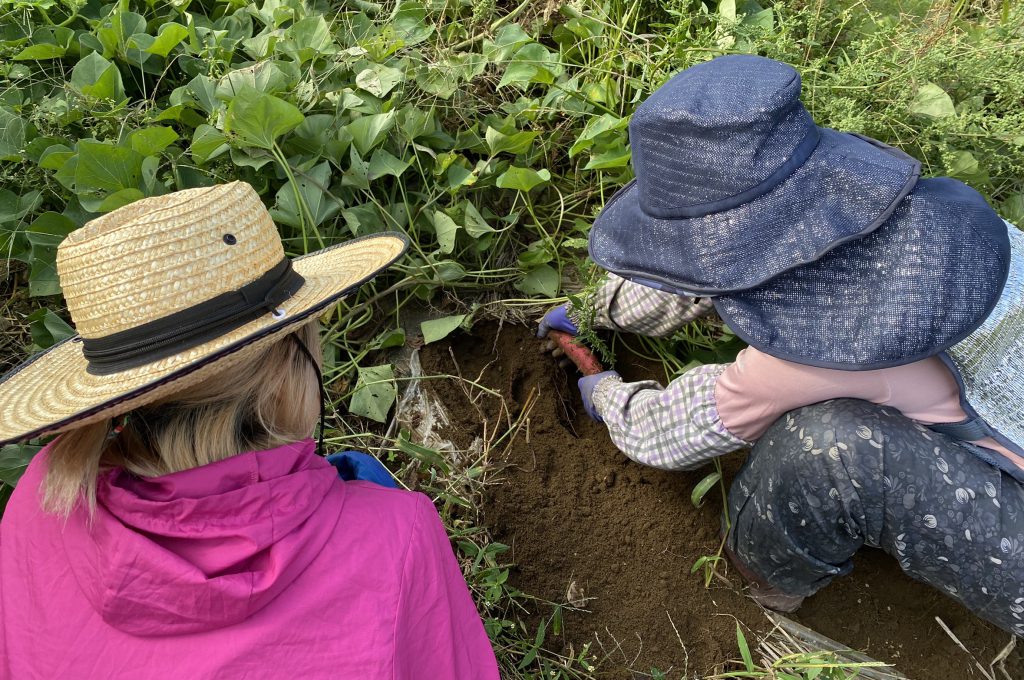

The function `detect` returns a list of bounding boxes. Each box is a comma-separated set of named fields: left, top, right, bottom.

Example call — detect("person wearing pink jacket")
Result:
left=0, top=183, right=500, bottom=679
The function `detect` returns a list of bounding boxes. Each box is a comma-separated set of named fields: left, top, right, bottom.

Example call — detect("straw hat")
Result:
left=0, top=182, right=408, bottom=446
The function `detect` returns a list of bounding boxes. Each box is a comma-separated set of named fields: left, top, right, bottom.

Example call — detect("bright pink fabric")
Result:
left=0, top=439, right=499, bottom=679
left=715, top=347, right=1024, bottom=470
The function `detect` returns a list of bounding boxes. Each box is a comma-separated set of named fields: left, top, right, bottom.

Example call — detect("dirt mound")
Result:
left=421, top=323, right=1022, bottom=678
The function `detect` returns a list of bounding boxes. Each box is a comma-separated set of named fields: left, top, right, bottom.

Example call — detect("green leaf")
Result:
left=744, top=7, right=774, bottom=29
left=691, top=471, right=722, bottom=508
left=0, top=444, right=42, bottom=487
left=569, top=113, right=628, bottom=157
left=736, top=623, right=755, bottom=672
left=367, top=149, right=409, bottom=180
left=191, top=124, right=230, bottom=164
left=70, top=51, right=125, bottom=101
left=584, top=146, right=631, bottom=170
left=25, top=212, right=76, bottom=297
left=0, top=107, right=27, bottom=161
left=392, top=1, right=434, bottom=46
left=498, top=43, right=558, bottom=88
left=342, top=202, right=382, bottom=236
left=345, top=111, right=396, bottom=156
left=285, top=15, right=338, bottom=62
left=14, top=43, right=66, bottom=60
left=414, top=53, right=486, bottom=98
left=145, top=23, right=189, bottom=57
left=127, top=126, right=179, bottom=156
left=373, top=328, right=406, bottom=350
left=496, top=166, right=550, bottom=192
left=518, top=239, right=554, bottom=267
left=485, top=127, right=539, bottom=156
left=909, top=82, right=956, bottom=119
left=342, top=145, right=370, bottom=191
left=217, top=60, right=296, bottom=98
left=0, top=189, right=42, bottom=224
left=1000, top=194, right=1024, bottom=225
left=462, top=201, right=494, bottom=238
left=483, top=23, right=532, bottom=62
left=517, top=617, right=547, bottom=670
left=96, top=10, right=146, bottom=57
left=182, top=75, right=219, bottom=114
left=349, top=363, right=397, bottom=423
left=97, top=188, right=145, bottom=212
left=223, top=88, right=304, bottom=150
left=948, top=149, right=987, bottom=184
left=37, top=144, right=73, bottom=170
left=75, top=140, right=144, bottom=197
left=397, top=430, right=449, bottom=472
left=356, top=63, right=404, bottom=98
left=421, top=314, right=468, bottom=344
left=27, top=307, right=75, bottom=349
left=25, top=137, right=63, bottom=164
left=432, top=210, right=459, bottom=254
left=270, top=160, right=340, bottom=228
left=515, top=264, right=559, bottom=297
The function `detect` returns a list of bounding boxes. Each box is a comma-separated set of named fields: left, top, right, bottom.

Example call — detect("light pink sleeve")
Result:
left=393, top=495, right=500, bottom=680
left=714, top=348, right=978, bottom=443
left=714, top=348, right=895, bottom=442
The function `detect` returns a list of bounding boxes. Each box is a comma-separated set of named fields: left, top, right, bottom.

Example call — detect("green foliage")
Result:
left=348, top=363, right=397, bottom=423
left=421, top=313, right=469, bottom=344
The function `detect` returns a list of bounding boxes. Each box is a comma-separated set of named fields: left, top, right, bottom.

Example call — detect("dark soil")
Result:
left=421, top=323, right=1023, bottom=679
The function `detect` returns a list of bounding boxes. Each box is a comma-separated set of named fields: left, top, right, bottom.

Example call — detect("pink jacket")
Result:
left=0, top=439, right=499, bottom=679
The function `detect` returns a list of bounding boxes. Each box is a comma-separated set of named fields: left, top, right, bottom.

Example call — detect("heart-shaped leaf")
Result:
left=909, top=82, right=956, bottom=120
left=432, top=210, right=459, bottom=254
left=223, top=88, right=304, bottom=150
left=515, top=264, right=559, bottom=297
left=496, top=166, right=550, bottom=192
left=421, top=314, right=468, bottom=344
left=349, top=363, right=397, bottom=423
left=70, top=52, right=125, bottom=101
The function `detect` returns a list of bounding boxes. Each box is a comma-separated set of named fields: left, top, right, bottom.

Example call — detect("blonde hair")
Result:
left=42, top=321, right=322, bottom=516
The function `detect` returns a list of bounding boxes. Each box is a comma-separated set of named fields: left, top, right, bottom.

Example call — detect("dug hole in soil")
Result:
left=420, top=323, right=1023, bottom=679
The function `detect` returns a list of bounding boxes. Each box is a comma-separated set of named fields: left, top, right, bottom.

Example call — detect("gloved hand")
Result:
left=537, top=304, right=579, bottom=338
left=578, top=370, right=620, bottom=423
left=326, top=450, right=399, bottom=488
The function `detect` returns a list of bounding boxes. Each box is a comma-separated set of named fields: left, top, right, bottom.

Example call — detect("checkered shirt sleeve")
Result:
left=589, top=365, right=749, bottom=470
left=587, top=274, right=715, bottom=336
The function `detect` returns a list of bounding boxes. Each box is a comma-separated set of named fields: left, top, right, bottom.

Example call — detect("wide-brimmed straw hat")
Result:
left=0, top=182, right=408, bottom=446
left=588, top=54, right=921, bottom=295
left=713, top=177, right=1011, bottom=369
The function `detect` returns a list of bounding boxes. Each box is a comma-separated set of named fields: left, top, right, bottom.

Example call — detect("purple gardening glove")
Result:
left=537, top=304, right=579, bottom=338
left=578, top=370, right=620, bottom=423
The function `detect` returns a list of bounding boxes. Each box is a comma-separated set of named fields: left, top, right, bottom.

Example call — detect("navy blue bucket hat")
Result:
left=588, top=54, right=921, bottom=295
left=714, top=177, right=1011, bottom=370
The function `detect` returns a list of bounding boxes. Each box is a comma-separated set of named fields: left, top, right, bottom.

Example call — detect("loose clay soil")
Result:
left=420, top=323, right=1023, bottom=679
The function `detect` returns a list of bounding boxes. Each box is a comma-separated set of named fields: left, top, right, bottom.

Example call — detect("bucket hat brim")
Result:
left=0, top=234, right=408, bottom=446
left=589, top=129, right=921, bottom=295
left=713, top=178, right=1011, bottom=370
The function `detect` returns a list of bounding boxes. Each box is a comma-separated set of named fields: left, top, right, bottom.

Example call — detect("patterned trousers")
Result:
left=726, top=399, right=1024, bottom=635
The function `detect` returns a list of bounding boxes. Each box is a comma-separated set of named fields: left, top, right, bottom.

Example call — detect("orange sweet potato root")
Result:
left=547, top=330, right=605, bottom=376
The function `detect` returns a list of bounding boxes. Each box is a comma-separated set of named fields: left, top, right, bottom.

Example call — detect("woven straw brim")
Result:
left=0, top=234, right=407, bottom=446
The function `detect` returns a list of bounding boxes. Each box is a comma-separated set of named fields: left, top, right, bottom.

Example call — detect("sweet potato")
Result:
left=547, top=330, right=605, bottom=376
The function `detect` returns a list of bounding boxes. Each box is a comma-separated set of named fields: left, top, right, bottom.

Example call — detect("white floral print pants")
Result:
left=726, top=399, right=1024, bottom=635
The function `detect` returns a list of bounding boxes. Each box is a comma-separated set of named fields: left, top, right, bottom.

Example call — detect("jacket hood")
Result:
left=61, top=439, right=345, bottom=636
